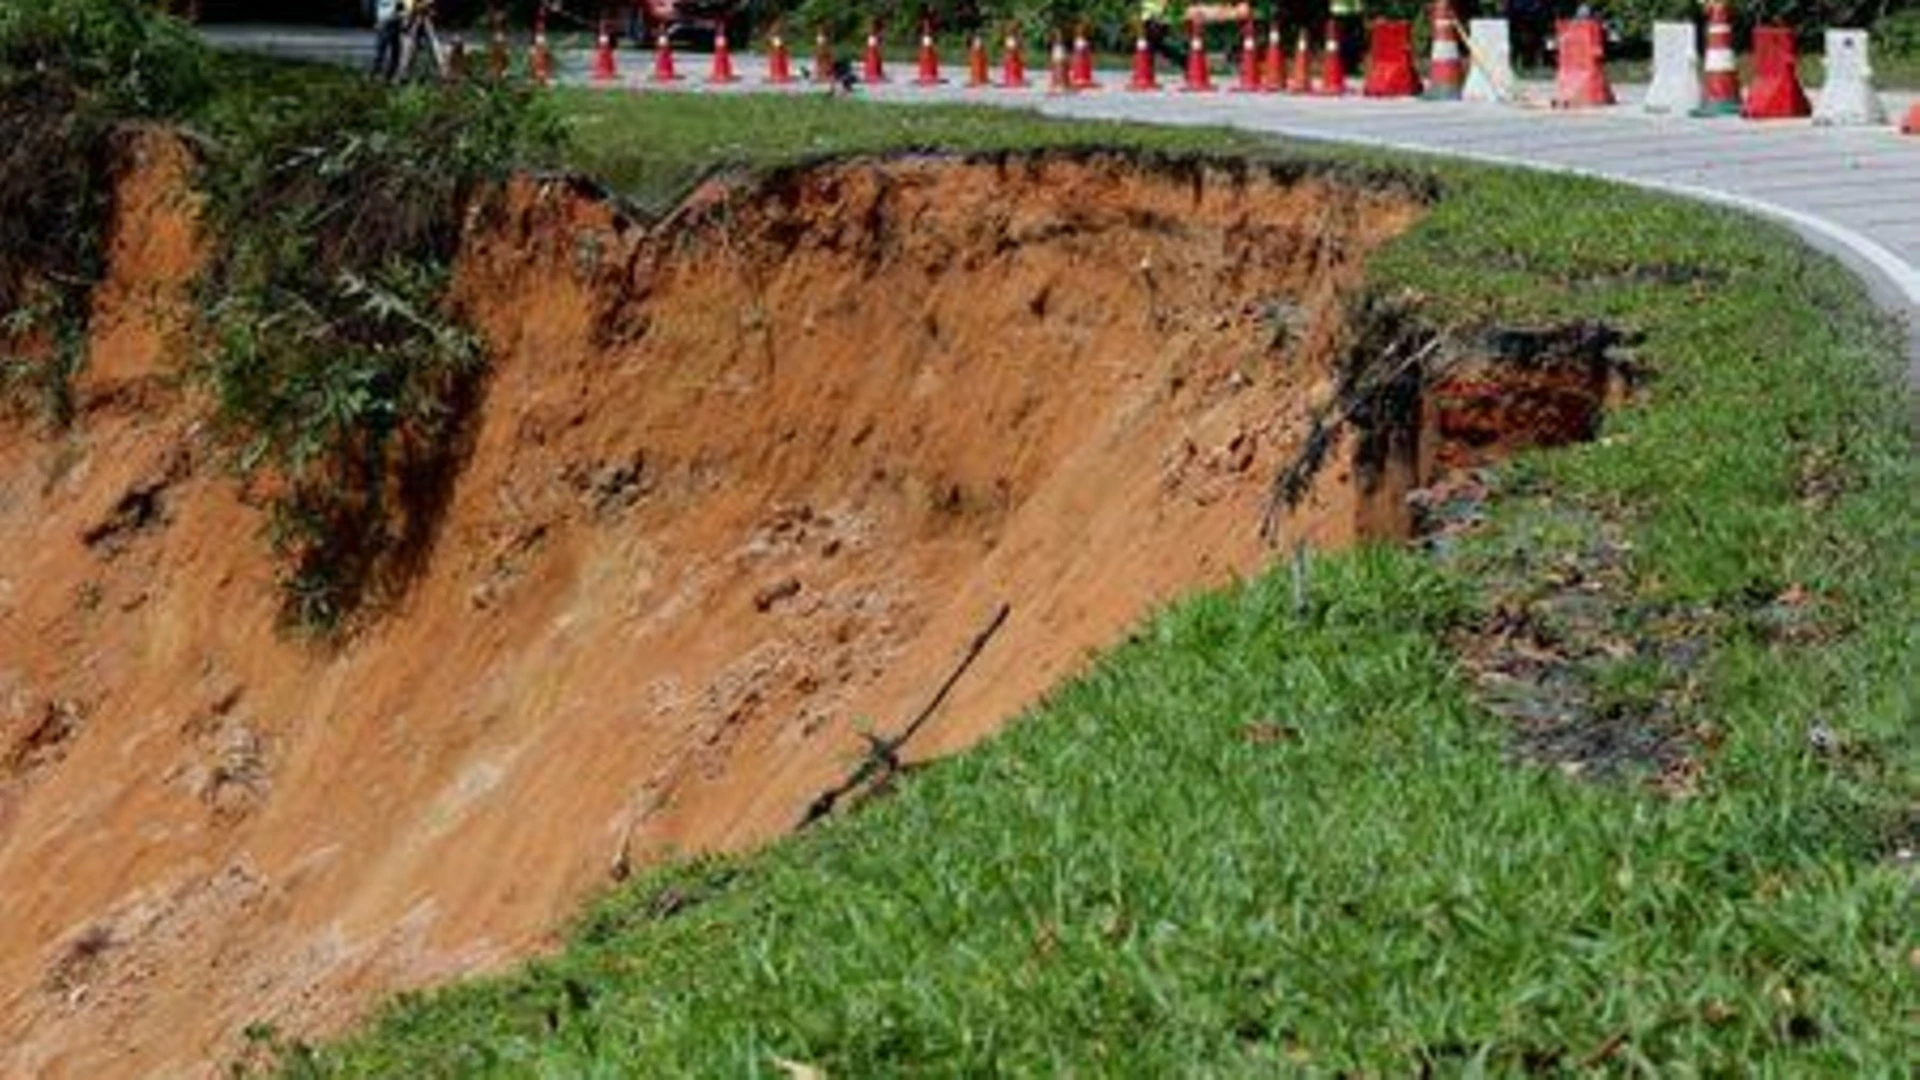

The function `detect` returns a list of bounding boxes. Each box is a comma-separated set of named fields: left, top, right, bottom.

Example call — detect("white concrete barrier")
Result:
left=1814, top=29, right=1886, bottom=126
left=1644, top=21, right=1701, bottom=115
left=1462, top=18, right=1514, bottom=103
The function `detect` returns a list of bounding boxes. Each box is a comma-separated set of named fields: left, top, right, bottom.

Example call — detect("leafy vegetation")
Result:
left=194, top=73, right=560, bottom=630
left=282, top=93, right=1916, bottom=1074
left=0, top=0, right=209, bottom=424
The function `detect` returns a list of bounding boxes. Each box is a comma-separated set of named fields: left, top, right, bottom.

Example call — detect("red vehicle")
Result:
left=626, top=0, right=752, bottom=49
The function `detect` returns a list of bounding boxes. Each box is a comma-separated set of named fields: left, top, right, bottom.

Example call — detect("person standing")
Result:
left=372, top=0, right=406, bottom=81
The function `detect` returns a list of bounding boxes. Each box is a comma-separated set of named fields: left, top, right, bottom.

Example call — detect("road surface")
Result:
left=203, top=24, right=1920, bottom=376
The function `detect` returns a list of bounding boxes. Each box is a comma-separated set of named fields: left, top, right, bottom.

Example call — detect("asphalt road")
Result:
left=203, top=24, right=1920, bottom=377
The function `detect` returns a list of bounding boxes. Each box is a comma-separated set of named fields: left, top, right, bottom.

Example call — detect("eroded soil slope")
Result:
left=0, top=150, right=1420, bottom=1076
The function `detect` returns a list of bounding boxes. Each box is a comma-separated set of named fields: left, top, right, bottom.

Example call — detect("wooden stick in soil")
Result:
left=798, top=602, right=1012, bottom=829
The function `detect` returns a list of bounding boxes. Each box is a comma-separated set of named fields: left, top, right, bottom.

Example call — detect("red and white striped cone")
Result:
left=1314, top=18, right=1345, bottom=95
left=650, top=30, right=677, bottom=83
left=591, top=22, right=618, bottom=82
left=999, top=30, right=1028, bottom=88
left=915, top=21, right=944, bottom=86
left=1286, top=27, right=1311, bottom=93
left=488, top=22, right=509, bottom=79
left=1231, top=19, right=1261, bottom=91
left=1260, top=23, right=1285, bottom=92
left=862, top=26, right=887, bottom=84
left=1423, top=0, right=1464, bottom=99
left=446, top=35, right=467, bottom=80
left=967, top=33, right=990, bottom=87
left=766, top=33, right=794, bottom=85
left=1070, top=28, right=1100, bottom=89
left=708, top=27, right=738, bottom=84
left=1128, top=30, right=1159, bottom=91
left=530, top=30, right=553, bottom=86
left=1694, top=0, right=1741, bottom=116
left=813, top=29, right=834, bottom=86
left=1182, top=18, right=1215, bottom=92
left=1047, top=34, right=1072, bottom=94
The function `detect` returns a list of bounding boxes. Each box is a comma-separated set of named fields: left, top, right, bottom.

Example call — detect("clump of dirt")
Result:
left=0, top=147, right=1429, bottom=1076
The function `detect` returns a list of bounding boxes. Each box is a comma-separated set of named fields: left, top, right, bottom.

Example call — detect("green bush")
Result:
left=196, top=79, right=561, bottom=631
left=0, top=0, right=210, bottom=424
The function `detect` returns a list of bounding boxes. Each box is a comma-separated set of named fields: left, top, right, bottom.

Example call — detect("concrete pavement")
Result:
left=201, top=26, right=1920, bottom=374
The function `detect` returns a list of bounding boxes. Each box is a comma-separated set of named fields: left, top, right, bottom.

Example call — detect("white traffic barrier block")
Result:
left=1644, top=21, right=1701, bottom=114
left=1462, top=18, right=1514, bottom=103
left=1814, top=29, right=1886, bottom=126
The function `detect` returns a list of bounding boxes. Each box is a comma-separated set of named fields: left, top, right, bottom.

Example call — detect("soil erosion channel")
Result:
left=0, top=149, right=1424, bottom=1075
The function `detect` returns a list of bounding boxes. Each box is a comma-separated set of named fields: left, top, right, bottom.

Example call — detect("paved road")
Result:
left=204, top=25, right=1920, bottom=374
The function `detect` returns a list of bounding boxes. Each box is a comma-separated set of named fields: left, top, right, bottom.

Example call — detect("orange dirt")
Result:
left=0, top=148, right=1421, bottom=1076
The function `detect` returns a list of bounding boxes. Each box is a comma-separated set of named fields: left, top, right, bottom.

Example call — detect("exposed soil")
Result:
left=0, top=148, right=1431, bottom=1075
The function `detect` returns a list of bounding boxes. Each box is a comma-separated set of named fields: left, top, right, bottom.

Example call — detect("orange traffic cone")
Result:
left=915, top=19, right=944, bottom=86
left=813, top=29, right=835, bottom=86
left=1903, top=102, right=1920, bottom=134
left=1315, top=19, right=1345, bottom=95
left=446, top=34, right=468, bottom=80
left=1182, top=16, right=1215, bottom=92
left=1047, top=33, right=1072, bottom=93
left=967, top=33, right=990, bottom=87
left=863, top=23, right=887, bottom=84
left=1363, top=19, right=1421, bottom=97
left=1743, top=25, right=1811, bottom=119
left=1552, top=18, right=1615, bottom=107
left=1128, top=27, right=1159, bottom=91
left=709, top=27, right=738, bottom=84
left=1231, top=18, right=1260, bottom=92
left=651, top=30, right=678, bottom=83
left=767, top=32, right=793, bottom=85
left=1260, top=22, right=1285, bottom=92
left=1070, top=25, right=1100, bottom=89
left=1000, top=29, right=1027, bottom=88
left=1286, top=27, right=1310, bottom=93
left=591, top=21, right=618, bottom=82
left=1694, top=0, right=1741, bottom=116
left=1423, top=0, right=1464, bottom=99
left=487, top=14, right=508, bottom=79
left=530, top=30, right=552, bottom=86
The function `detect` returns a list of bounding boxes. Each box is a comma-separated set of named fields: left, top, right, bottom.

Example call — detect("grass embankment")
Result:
left=278, top=91, right=1917, bottom=1075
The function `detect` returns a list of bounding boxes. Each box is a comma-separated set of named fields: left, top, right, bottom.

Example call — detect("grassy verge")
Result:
left=275, top=91, right=1917, bottom=1074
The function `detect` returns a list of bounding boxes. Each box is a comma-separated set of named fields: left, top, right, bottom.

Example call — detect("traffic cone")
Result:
left=1286, top=27, right=1311, bottom=93
left=767, top=32, right=794, bottom=85
left=530, top=30, right=552, bottom=86
left=1423, top=0, right=1464, bottom=100
left=915, top=20, right=944, bottom=86
left=1552, top=18, right=1615, bottom=107
left=1904, top=101, right=1920, bottom=134
left=813, top=29, right=835, bottom=86
left=967, top=33, right=990, bottom=87
left=863, top=23, right=887, bottom=84
left=1231, top=18, right=1261, bottom=92
left=1071, top=25, right=1100, bottom=89
left=1260, top=22, right=1285, bottom=92
left=591, top=21, right=618, bottom=82
left=446, top=34, right=468, bottom=80
left=1000, top=29, right=1027, bottom=89
left=1743, top=25, right=1810, bottom=119
left=1315, top=19, right=1345, bottom=95
left=1128, top=27, right=1159, bottom=91
left=1363, top=19, right=1421, bottom=96
left=1182, top=17, right=1215, bottom=92
left=709, top=27, right=738, bottom=84
left=651, top=30, right=678, bottom=83
left=488, top=14, right=508, bottom=79
left=1694, top=0, right=1740, bottom=116
left=1047, top=33, right=1072, bottom=93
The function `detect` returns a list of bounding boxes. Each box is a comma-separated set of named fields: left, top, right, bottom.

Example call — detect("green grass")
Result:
left=277, top=93, right=1917, bottom=1075
left=556, top=89, right=1272, bottom=213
